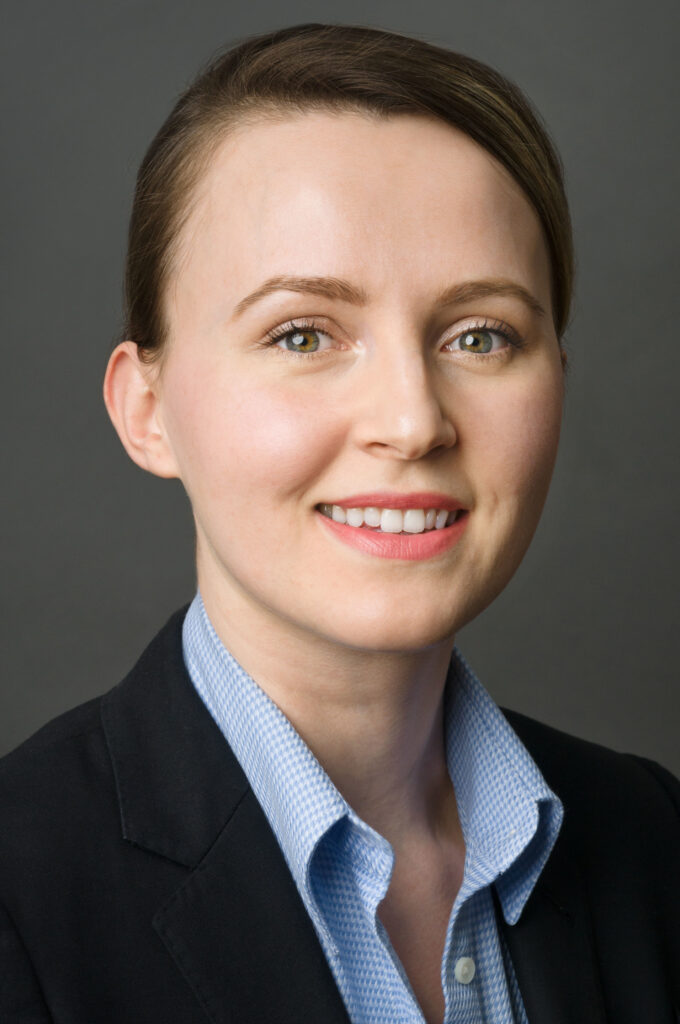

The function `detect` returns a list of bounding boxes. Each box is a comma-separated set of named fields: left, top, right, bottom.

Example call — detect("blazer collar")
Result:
left=500, top=710, right=608, bottom=1024
left=101, top=606, right=246, bottom=868
left=101, top=607, right=350, bottom=1024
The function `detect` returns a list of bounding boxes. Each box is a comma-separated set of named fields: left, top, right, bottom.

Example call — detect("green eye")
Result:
left=458, top=329, right=495, bottom=354
left=280, top=329, right=320, bottom=352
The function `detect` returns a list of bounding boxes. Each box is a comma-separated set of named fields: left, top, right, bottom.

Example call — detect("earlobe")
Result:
left=103, top=342, right=179, bottom=479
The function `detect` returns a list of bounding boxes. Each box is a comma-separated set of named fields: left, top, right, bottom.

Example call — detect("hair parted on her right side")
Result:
left=124, top=22, right=574, bottom=364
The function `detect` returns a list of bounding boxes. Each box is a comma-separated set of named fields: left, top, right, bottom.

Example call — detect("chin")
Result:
left=313, top=601, right=469, bottom=654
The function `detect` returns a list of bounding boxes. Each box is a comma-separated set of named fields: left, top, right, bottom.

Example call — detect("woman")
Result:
left=1, top=22, right=677, bottom=1024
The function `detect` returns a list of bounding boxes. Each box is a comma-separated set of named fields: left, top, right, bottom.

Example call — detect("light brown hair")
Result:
left=124, top=22, right=573, bottom=363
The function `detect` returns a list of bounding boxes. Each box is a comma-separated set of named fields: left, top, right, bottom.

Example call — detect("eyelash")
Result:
left=262, top=318, right=333, bottom=357
left=262, top=316, right=524, bottom=358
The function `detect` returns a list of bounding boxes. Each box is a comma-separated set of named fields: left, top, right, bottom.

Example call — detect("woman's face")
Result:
left=155, top=111, right=564, bottom=652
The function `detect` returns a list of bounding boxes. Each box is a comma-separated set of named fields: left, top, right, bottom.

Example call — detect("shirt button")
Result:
left=454, top=956, right=476, bottom=984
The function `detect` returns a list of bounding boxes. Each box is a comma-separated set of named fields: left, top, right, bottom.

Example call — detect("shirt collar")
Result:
left=183, top=593, right=563, bottom=927
left=444, top=647, right=564, bottom=923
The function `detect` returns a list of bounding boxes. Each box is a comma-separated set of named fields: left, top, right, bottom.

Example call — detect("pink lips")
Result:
left=316, top=492, right=469, bottom=561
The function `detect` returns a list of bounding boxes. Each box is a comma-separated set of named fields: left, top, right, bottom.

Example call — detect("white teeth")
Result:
left=346, top=507, right=364, bottom=528
left=380, top=508, right=404, bottom=533
left=321, top=504, right=461, bottom=533
left=403, top=509, right=426, bottom=534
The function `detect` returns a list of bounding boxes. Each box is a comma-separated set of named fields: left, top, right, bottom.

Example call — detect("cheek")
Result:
left=227, top=384, right=340, bottom=498
left=164, top=368, right=345, bottom=507
left=465, top=370, right=563, bottom=508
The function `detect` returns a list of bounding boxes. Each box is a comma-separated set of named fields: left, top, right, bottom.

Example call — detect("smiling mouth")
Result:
left=317, top=504, right=462, bottom=534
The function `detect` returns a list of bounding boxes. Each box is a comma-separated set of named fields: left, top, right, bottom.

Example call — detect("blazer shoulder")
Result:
left=0, top=695, right=102, bottom=775
left=503, top=706, right=679, bottom=843
left=0, top=609, right=191, bottom=906
left=0, top=605, right=190, bottom=796
left=0, top=604, right=236, bottom=881
left=0, top=694, right=114, bottom=843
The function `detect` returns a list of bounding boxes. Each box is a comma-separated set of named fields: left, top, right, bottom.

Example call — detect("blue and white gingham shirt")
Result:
left=183, top=593, right=563, bottom=1023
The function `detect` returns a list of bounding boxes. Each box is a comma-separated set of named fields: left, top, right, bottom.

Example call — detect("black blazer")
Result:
left=1, top=607, right=678, bottom=1023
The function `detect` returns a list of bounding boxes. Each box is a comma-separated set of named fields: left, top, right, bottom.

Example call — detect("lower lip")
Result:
left=317, top=511, right=469, bottom=561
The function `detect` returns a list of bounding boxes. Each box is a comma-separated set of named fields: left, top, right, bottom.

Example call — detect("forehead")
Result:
left=171, top=111, right=552, bottom=323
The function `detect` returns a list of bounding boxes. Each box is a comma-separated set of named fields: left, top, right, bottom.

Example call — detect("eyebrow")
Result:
left=232, top=274, right=547, bottom=320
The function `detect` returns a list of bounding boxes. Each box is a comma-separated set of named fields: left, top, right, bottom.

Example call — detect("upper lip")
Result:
left=319, top=492, right=466, bottom=511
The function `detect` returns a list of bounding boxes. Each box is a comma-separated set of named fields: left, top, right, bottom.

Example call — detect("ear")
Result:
left=103, top=342, right=179, bottom=479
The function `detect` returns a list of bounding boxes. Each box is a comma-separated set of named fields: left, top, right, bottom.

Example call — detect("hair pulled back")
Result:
left=124, top=23, right=573, bottom=362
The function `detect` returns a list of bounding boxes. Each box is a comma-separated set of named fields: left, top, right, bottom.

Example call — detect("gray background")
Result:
left=2, top=0, right=678, bottom=774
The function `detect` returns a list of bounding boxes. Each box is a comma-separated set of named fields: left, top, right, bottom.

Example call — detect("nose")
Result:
left=352, top=343, right=457, bottom=460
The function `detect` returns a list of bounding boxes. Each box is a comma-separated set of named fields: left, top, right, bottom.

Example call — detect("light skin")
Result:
left=105, top=110, right=565, bottom=1023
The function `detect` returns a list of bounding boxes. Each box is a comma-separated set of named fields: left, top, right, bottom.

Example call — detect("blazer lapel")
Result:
left=153, top=788, right=350, bottom=1024
left=498, top=709, right=609, bottom=1024
left=497, top=831, right=607, bottom=1024
left=102, top=608, right=350, bottom=1024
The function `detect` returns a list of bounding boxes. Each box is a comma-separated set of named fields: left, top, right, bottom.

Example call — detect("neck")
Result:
left=198, top=575, right=458, bottom=849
